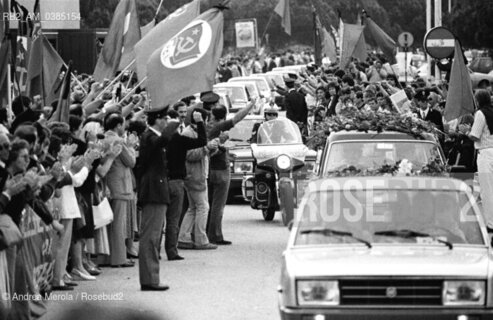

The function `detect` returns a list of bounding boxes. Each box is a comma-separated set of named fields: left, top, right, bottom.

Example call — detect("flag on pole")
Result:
left=26, top=21, right=43, bottom=99
left=274, top=0, right=291, bottom=36
left=443, top=40, right=476, bottom=122
left=140, top=20, right=155, bottom=37
left=14, top=37, right=28, bottom=95
left=147, top=7, right=224, bottom=109
left=364, top=16, right=396, bottom=64
left=134, top=0, right=201, bottom=82
left=50, top=61, right=72, bottom=124
left=0, top=39, right=11, bottom=106
left=93, top=0, right=141, bottom=82
left=339, top=22, right=366, bottom=69
left=314, top=13, right=337, bottom=63
left=26, top=28, right=65, bottom=104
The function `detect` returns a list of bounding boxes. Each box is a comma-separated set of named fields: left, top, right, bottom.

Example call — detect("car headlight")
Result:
left=297, top=280, right=340, bottom=306
left=233, top=161, right=253, bottom=173
left=443, top=281, right=485, bottom=306
left=276, top=155, right=292, bottom=170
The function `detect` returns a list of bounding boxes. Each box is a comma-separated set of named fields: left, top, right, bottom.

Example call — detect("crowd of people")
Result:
left=0, top=65, right=257, bottom=318
left=0, top=45, right=492, bottom=318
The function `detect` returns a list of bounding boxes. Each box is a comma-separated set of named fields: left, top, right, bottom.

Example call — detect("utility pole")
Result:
left=426, top=0, right=432, bottom=79
left=313, top=7, right=321, bottom=65
left=434, top=0, right=442, bottom=81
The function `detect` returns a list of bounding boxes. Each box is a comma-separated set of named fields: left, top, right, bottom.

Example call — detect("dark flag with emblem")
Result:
left=147, top=7, right=224, bottom=109
left=93, top=0, right=141, bottom=82
left=50, top=61, right=72, bottom=123
left=135, top=0, right=200, bottom=82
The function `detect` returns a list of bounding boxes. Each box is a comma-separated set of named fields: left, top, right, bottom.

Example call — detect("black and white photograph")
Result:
left=0, top=0, right=493, bottom=319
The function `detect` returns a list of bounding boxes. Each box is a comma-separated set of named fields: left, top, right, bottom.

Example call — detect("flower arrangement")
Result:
left=323, top=157, right=449, bottom=178
left=307, top=109, right=441, bottom=150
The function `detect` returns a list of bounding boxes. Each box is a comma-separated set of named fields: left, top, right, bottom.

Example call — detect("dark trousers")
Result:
left=207, top=169, right=230, bottom=242
left=166, top=180, right=185, bottom=258
left=139, top=203, right=167, bottom=286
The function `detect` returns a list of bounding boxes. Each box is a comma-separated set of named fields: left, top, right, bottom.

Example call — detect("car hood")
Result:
left=286, top=246, right=490, bottom=278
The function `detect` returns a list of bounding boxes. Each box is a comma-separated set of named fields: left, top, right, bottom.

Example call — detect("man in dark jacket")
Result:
left=137, top=106, right=179, bottom=291
left=164, top=110, right=207, bottom=260
left=414, top=89, right=444, bottom=132
left=284, top=78, right=308, bottom=127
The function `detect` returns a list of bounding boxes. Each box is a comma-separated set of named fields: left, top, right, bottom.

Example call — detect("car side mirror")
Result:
left=288, top=220, right=294, bottom=231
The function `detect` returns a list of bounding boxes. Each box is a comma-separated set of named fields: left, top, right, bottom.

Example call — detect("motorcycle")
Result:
left=242, top=117, right=313, bottom=225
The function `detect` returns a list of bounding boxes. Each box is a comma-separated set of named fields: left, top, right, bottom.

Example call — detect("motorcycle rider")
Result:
left=250, top=106, right=279, bottom=143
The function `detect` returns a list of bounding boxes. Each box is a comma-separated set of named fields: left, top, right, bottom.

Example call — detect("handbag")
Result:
left=92, top=198, right=114, bottom=229
left=0, top=214, right=22, bottom=251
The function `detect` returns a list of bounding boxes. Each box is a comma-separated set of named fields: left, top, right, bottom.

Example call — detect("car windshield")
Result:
left=228, top=118, right=261, bottom=143
left=214, top=87, right=248, bottom=105
left=252, top=79, right=270, bottom=93
left=257, top=118, right=302, bottom=144
left=296, top=189, right=484, bottom=246
left=324, top=141, right=442, bottom=173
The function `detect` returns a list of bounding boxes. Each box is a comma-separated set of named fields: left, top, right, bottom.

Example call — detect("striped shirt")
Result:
left=470, top=110, right=493, bottom=149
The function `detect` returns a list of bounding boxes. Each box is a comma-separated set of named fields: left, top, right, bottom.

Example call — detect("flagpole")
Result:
left=121, top=76, right=146, bottom=102
left=125, top=71, right=134, bottom=90
left=95, top=59, right=135, bottom=100
left=260, top=11, right=276, bottom=47
left=154, top=0, right=164, bottom=20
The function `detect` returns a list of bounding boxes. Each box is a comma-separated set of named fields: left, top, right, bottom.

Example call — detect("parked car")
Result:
left=279, top=175, right=492, bottom=319
left=470, top=56, right=493, bottom=74
left=213, top=83, right=251, bottom=113
left=469, top=69, right=493, bottom=89
left=226, top=115, right=264, bottom=201
left=228, top=76, right=272, bottom=101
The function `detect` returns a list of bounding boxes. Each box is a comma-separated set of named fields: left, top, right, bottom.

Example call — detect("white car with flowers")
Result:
left=279, top=176, right=493, bottom=320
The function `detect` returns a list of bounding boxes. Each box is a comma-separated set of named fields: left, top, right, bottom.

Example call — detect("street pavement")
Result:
left=41, top=203, right=289, bottom=320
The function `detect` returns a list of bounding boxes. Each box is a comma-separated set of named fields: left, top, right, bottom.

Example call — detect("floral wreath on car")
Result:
left=307, top=108, right=441, bottom=150
left=325, top=156, right=449, bottom=178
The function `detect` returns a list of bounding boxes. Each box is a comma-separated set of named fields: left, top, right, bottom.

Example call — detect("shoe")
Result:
left=214, top=240, right=232, bottom=245
left=65, top=281, right=78, bottom=287
left=177, top=241, right=194, bottom=249
left=193, top=243, right=217, bottom=250
left=71, top=268, right=96, bottom=281
left=52, top=285, right=74, bottom=291
left=127, top=253, right=138, bottom=259
left=168, top=255, right=184, bottom=261
left=141, top=284, right=170, bottom=291
left=487, top=226, right=493, bottom=234
left=86, top=266, right=102, bottom=276
left=111, top=261, right=135, bottom=268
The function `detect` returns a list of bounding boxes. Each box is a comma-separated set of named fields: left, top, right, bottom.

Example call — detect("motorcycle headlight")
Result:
left=234, top=161, right=253, bottom=173
left=443, top=281, right=485, bottom=306
left=297, top=280, right=339, bottom=306
left=276, top=155, right=292, bottom=170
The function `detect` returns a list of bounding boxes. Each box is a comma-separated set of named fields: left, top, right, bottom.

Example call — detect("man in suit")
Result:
left=104, top=113, right=137, bottom=268
left=284, top=78, right=308, bottom=132
left=414, top=89, right=444, bottom=133
left=137, top=106, right=179, bottom=291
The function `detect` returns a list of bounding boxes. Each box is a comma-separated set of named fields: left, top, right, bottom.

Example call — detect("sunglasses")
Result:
left=0, top=143, right=10, bottom=151
left=265, top=113, right=278, bottom=117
